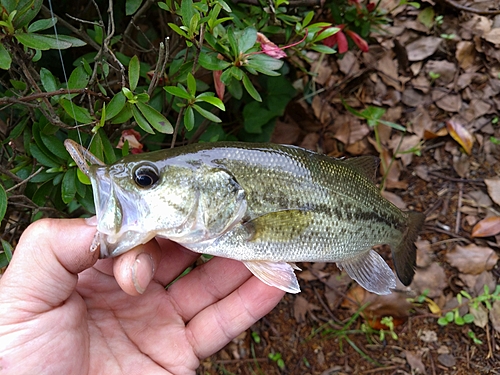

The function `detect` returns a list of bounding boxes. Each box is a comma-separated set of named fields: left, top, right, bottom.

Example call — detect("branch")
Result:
left=121, top=0, right=157, bottom=53
left=0, top=88, right=108, bottom=105
left=442, top=0, right=500, bottom=15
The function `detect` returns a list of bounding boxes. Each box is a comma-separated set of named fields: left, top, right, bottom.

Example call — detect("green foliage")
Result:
left=437, top=285, right=500, bottom=344
left=268, top=351, right=285, bottom=370
left=0, top=0, right=388, bottom=255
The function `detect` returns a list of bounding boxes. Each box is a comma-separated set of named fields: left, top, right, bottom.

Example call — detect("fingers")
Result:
left=0, top=218, right=99, bottom=310
left=112, top=239, right=162, bottom=296
left=186, top=276, right=285, bottom=359
left=111, top=237, right=197, bottom=296
left=166, top=257, right=253, bottom=322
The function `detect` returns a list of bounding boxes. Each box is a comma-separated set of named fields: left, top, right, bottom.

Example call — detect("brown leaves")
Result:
left=445, top=244, right=499, bottom=275
left=471, top=216, right=500, bottom=238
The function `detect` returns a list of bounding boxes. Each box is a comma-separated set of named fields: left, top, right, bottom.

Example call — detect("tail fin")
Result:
left=392, top=211, right=426, bottom=286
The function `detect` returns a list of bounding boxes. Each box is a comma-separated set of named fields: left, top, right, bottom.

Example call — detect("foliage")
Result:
left=437, top=285, right=500, bottom=344
left=0, top=0, right=388, bottom=262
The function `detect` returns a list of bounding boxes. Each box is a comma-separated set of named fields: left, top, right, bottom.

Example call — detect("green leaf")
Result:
left=227, top=27, right=239, bottom=57
left=0, top=43, right=12, bottom=70
left=77, top=167, right=91, bottom=185
left=96, top=129, right=116, bottom=164
left=61, top=168, right=77, bottom=204
left=164, top=85, right=192, bottom=100
left=40, top=67, right=58, bottom=92
left=0, top=184, right=6, bottom=222
left=128, top=55, right=140, bottom=91
left=237, top=27, right=257, bottom=53
left=168, top=23, right=188, bottom=38
left=135, top=101, right=173, bottom=133
left=195, top=92, right=225, bottom=110
left=0, top=239, right=13, bottom=268
left=11, top=0, right=42, bottom=29
left=192, top=104, right=221, bottom=123
left=187, top=72, right=196, bottom=95
left=67, top=65, right=90, bottom=90
left=184, top=107, right=195, bottom=131
left=40, top=133, right=68, bottom=160
left=60, top=99, right=93, bottom=124
left=309, top=44, right=337, bottom=54
left=126, top=0, right=143, bottom=15
left=28, top=17, right=56, bottom=33
left=105, top=91, right=127, bottom=120
left=56, top=35, right=86, bottom=48
left=242, top=74, right=261, bottom=102
left=302, top=10, right=314, bottom=27
left=131, top=104, right=155, bottom=134
left=198, top=52, right=231, bottom=71
left=313, top=27, right=340, bottom=43
left=14, top=33, right=74, bottom=50
left=246, top=54, right=283, bottom=75
left=30, top=144, right=59, bottom=168
left=180, top=0, right=194, bottom=27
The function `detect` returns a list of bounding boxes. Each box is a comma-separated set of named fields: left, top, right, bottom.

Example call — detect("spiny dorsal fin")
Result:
left=342, top=155, right=380, bottom=183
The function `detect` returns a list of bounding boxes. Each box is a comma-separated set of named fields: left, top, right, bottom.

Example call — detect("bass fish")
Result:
left=65, top=140, right=425, bottom=295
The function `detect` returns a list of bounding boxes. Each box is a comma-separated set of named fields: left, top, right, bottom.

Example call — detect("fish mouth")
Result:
left=90, top=166, right=153, bottom=258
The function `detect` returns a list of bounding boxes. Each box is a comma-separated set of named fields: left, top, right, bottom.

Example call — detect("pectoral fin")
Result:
left=337, top=250, right=396, bottom=295
left=242, top=260, right=301, bottom=293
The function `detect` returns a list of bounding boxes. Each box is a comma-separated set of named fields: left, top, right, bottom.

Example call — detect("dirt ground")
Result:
left=200, top=1, right=500, bottom=374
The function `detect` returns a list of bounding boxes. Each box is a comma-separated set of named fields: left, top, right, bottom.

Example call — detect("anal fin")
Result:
left=337, top=250, right=396, bottom=295
left=242, top=260, right=301, bottom=293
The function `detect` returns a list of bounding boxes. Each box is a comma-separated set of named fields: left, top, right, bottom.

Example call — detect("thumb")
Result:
left=0, top=218, right=99, bottom=311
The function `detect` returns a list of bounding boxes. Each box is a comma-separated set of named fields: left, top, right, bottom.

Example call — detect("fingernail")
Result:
left=85, top=216, right=98, bottom=226
left=132, top=253, right=155, bottom=294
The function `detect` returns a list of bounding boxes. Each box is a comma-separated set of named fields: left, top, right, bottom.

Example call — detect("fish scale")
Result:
left=64, top=140, right=425, bottom=295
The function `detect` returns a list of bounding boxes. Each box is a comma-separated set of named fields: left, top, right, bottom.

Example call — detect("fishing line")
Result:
left=47, top=0, right=85, bottom=147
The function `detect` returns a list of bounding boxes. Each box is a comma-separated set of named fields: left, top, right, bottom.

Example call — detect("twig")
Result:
left=147, top=38, right=169, bottom=97
left=6, top=167, right=44, bottom=193
left=455, top=180, right=463, bottom=234
left=170, top=107, right=185, bottom=148
left=0, top=88, right=108, bottom=105
left=121, top=0, right=157, bottom=53
left=442, top=0, right=500, bottom=15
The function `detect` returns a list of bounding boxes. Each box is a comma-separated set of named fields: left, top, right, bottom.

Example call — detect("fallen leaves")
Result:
left=472, top=216, right=500, bottom=237
left=445, top=244, right=498, bottom=275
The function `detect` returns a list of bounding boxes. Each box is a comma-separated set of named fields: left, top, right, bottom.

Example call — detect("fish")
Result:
left=64, top=139, right=425, bottom=295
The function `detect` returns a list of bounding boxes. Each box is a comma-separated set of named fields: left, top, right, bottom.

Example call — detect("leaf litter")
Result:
left=206, top=3, right=500, bottom=374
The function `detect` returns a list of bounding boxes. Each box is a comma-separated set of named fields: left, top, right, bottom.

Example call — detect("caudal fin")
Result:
left=392, top=211, right=426, bottom=286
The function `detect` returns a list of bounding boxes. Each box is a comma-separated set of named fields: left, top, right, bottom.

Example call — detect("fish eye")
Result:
left=133, top=164, right=159, bottom=188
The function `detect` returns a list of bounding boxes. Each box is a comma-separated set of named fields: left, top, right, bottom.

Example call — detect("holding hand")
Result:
left=0, top=218, right=284, bottom=375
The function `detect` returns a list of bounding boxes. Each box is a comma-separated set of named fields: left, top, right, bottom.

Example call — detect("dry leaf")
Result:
left=446, top=119, right=474, bottom=155
left=405, top=350, right=426, bottom=374
left=434, top=92, right=462, bottom=112
left=490, top=300, right=500, bottom=333
left=483, top=28, right=500, bottom=45
left=469, top=304, right=489, bottom=328
left=484, top=178, right=500, bottom=206
left=411, top=262, right=447, bottom=299
left=293, top=295, right=320, bottom=323
left=446, top=244, right=499, bottom=275
left=472, top=216, right=500, bottom=237
left=406, top=37, right=442, bottom=61
left=456, top=41, right=476, bottom=70
left=381, top=190, right=406, bottom=209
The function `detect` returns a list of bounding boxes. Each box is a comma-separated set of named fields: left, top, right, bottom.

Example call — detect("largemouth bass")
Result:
left=65, top=140, right=425, bottom=295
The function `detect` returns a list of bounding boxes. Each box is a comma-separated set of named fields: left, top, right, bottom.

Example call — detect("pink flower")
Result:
left=345, top=30, right=369, bottom=52
left=256, top=32, right=287, bottom=59
left=117, top=129, right=143, bottom=153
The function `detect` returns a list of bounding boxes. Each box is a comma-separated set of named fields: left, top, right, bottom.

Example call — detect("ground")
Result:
left=200, top=2, right=500, bottom=374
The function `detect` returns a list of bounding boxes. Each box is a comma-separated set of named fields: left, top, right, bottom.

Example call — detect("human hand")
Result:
left=0, top=218, right=285, bottom=375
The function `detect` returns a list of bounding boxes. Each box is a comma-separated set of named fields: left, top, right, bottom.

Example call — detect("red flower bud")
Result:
left=367, top=2, right=376, bottom=12
left=345, top=30, right=369, bottom=52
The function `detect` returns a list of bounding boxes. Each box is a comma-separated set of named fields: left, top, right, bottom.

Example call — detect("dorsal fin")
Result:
left=342, top=155, right=380, bottom=183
